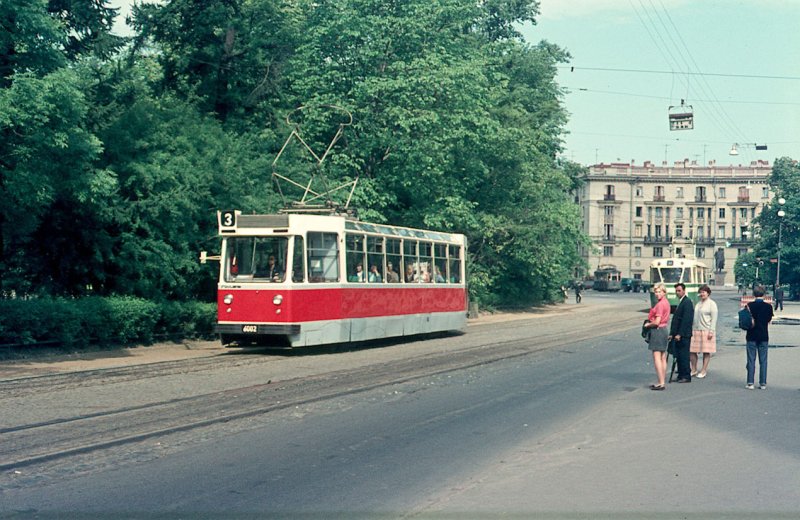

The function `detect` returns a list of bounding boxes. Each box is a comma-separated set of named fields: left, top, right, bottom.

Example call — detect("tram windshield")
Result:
left=224, top=237, right=288, bottom=282
left=652, top=267, right=683, bottom=283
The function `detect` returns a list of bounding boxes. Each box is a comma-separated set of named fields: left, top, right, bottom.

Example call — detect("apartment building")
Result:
left=576, top=159, right=773, bottom=286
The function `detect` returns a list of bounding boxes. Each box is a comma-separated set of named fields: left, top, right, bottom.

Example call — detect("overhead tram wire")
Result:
left=560, top=66, right=800, bottom=82
left=567, top=87, right=800, bottom=106
left=642, top=0, right=747, bottom=147
left=655, top=0, right=752, bottom=149
left=629, top=0, right=687, bottom=96
left=628, top=0, right=742, bottom=151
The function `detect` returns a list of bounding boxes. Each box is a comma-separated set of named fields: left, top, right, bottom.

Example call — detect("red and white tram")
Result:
left=213, top=210, right=468, bottom=348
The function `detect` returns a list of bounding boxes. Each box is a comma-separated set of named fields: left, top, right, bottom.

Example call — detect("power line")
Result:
left=561, top=66, right=800, bottom=81
left=568, top=87, right=800, bottom=106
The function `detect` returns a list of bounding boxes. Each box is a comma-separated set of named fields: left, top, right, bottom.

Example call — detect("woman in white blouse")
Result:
left=690, top=284, right=718, bottom=378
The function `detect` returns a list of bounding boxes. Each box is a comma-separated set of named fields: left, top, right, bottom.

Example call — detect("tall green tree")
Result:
left=285, top=0, right=585, bottom=306
left=130, top=0, right=301, bottom=123
left=752, top=157, right=800, bottom=291
left=0, top=69, right=115, bottom=296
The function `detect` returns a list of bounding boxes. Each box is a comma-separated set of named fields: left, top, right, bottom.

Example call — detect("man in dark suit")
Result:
left=670, top=283, right=694, bottom=382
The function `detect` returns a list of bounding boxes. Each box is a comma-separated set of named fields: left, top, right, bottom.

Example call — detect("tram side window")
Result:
left=433, top=244, right=447, bottom=283
left=367, top=236, right=384, bottom=283
left=292, top=236, right=305, bottom=283
left=224, top=237, right=288, bottom=283
left=307, top=232, right=339, bottom=283
left=385, top=238, right=401, bottom=283
left=403, top=239, right=418, bottom=283
left=419, top=242, right=433, bottom=283
left=346, top=233, right=366, bottom=282
left=448, top=245, right=462, bottom=283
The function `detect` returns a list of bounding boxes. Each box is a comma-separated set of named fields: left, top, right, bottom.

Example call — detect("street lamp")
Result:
left=776, top=197, right=786, bottom=289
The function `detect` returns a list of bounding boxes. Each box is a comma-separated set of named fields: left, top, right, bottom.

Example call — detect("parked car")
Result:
left=621, top=278, right=648, bottom=293
left=621, top=278, right=634, bottom=292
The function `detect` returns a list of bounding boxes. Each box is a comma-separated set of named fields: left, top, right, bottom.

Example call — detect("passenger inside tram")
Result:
left=386, top=262, right=400, bottom=283
left=368, top=264, right=381, bottom=282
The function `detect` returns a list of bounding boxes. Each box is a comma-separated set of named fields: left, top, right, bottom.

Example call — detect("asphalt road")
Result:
left=2, top=289, right=799, bottom=519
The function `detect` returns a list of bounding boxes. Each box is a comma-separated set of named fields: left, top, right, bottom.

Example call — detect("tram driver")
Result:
left=256, top=255, right=284, bottom=282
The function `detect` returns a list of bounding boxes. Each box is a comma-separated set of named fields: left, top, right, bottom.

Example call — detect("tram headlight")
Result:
left=272, top=294, right=283, bottom=305
left=223, top=294, right=234, bottom=305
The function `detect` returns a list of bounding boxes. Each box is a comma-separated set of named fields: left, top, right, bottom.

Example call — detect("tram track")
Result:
left=0, top=307, right=638, bottom=474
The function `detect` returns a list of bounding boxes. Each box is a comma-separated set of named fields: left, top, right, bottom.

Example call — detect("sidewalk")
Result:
left=720, top=285, right=799, bottom=348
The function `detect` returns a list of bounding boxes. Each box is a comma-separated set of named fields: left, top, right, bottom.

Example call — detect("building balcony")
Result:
left=695, top=237, right=715, bottom=246
left=643, top=236, right=671, bottom=245
left=695, top=196, right=708, bottom=202
left=737, top=196, right=750, bottom=203
left=652, top=195, right=666, bottom=202
left=601, top=235, right=616, bottom=243
left=603, top=194, right=616, bottom=201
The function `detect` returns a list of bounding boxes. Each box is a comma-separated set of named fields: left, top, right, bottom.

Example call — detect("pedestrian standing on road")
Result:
left=745, top=285, right=774, bottom=390
left=644, top=282, right=671, bottom=390
left=574, top=283, right=582, bottom=304
left=773, top=285, right=784, bottom=312
left=690, top=284, right=718, bottom=379
left=669, top=282, right=694, bottom=383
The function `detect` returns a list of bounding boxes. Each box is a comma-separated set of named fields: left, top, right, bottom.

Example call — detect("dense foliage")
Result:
left=2, top=0, right=590, bottom=313
left=735, top=157, right=800, bottom=294
left=0, top=296, right=215, bottom=348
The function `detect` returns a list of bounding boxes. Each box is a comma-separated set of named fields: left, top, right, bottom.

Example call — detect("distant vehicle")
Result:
left=648, top=257, right=709, bottom=308
left=621, top=278, right=647, bottom=293
left=593, top=265, right=622, bottom=291
left=581, top=279, right=594, bottom=290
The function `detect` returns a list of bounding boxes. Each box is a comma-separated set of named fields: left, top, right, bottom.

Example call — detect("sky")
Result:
left=524, top=0, right=800, bottom=166
left=110, top=1, right=800, bottom=167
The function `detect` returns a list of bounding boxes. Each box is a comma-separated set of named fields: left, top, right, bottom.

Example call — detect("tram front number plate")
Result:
left=242, top=325, right=258, bottom=333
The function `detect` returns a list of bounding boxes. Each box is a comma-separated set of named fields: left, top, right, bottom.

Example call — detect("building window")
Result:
left=634, top=246, right=642, bottom=257
left=737, top=248, right=748, bottom=257
left=738, top=186, right=749, bottom=202
left=697, top=207, right=705, bottom=219
left=719, top=208, right=726, bottom=219
left=655, top=207, right=663, bottom=218
left=676, top=207, right=684, bottom=219
left=676, top=187, right=684, bottom=198
left=739, top=208, right=748, bottom=219
left=634, top=224, right=642, bottom=237
left=675, top=225, right=683, bottom=238
left=696, top=186, right=707, bottom=202
left=719, top=187, right=726, bottom=198
left=604, top=205, right=614, bottom=216
left=717, top=225, right=726, bottom=238
left=603, top=246, right=613, bottom=256
left=604, top=224, right=614, bottom=239
left=653, top=247, right=663, bottom=258
left=762, top=187, right=769, bottom=198
left=654, top=185, right=665, bottom=200
left=635, top=185, right=643, bottom=197
left=655, top=225, right=662, bottom=238
left=696, top=247, right=706, bottom=258
left=635, top=206, right=643, bottom=218
left=604, top=185, right=615, bottom=201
